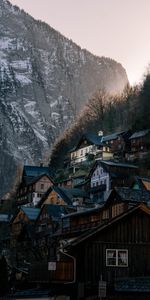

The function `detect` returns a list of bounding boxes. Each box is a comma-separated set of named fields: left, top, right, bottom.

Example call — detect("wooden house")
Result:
left=132, top=176, right=150, bottom=191
left=49, top=204, right=150, bottom=299
left=127, top=129, right=150, bottom=160
left=10, top=207, right=40, bottom=246
left=17, top=165, right=54, bottom=206
left=56, top=177, right=73, bottom=189
left=35, top=204, right=69, bottom=234
left=102, top=130, right=132, bottom=159
left=70, top=133, right=113, bottom=165
left=89, top=161, right=138, bottom=195
left=38, top=186, right=89, bottom=208
left=60, top=187, right=150, bottom=238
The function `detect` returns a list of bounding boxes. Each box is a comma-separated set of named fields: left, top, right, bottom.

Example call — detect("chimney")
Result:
left=98, top=131, right=103, bottom=137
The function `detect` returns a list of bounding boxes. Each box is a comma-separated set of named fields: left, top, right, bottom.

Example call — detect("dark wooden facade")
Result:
left=61, top=189, right=142, bottom=237
left=127, top=129, right=150, bottom=160
left=102, top=131, right=132, bottom=158
left=48, top=204, right=150, bottom=299
left=69, top=205, right=150, bottom=298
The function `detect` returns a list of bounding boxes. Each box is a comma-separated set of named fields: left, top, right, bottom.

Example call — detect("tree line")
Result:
left=49, top=70, right=150, bottom=169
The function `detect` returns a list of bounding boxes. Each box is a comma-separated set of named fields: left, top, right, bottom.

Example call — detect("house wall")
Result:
left=105, top=136, right=125, bottom=153
left=18, top=176, right=53, bottom=207
left=102, top=150, right=114, bottom=160
left=42, top=191, right=66, bottom=206
left=62, top=202, right=127, bottom=235
left=58, top=179, right=72, bottom=188
left=11, top=210, right=30, bottom=245
left=36, top=207, right=53, bottom=233
left=130, top=134, right=150, bottom=156
left=91, top=165, right=110, bottom=191
left=142, top=180, right=150, bottom=190
left=73, top=209, right=150, bottom=290
left=35, top=176, right=53, bottom=192
left=71, top=145, right=96, bottom=164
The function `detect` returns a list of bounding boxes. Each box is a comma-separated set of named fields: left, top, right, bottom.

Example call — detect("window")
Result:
left=80, top=149, right=83, bottom=156
left=106, top=249, right=128, bottom=267
left=41, top=184, right=44, bottom=189
left=102, top=209, right=109, bottom=220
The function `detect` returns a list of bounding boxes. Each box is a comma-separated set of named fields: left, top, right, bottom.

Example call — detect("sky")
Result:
left=10, top=0, right=150, bottom=85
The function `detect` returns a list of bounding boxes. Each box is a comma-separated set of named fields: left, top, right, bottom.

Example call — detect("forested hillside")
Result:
left=50, top=72, right=150, bottom=169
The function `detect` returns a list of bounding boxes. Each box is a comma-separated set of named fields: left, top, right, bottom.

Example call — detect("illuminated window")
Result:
left=106, top=249, right=128, bottom=267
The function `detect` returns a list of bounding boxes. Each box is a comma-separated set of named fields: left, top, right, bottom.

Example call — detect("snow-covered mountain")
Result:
left=0, top=0, right=128, bottom=197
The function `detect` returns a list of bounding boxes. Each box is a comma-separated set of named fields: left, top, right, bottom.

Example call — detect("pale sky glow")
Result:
left=10, top=0, right=150, bottom=85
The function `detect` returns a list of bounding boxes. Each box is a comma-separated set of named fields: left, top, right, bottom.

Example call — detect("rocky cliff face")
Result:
left=0, top=0, right=128, bottom=197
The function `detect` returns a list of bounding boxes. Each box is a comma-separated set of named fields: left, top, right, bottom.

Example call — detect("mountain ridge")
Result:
left=0, top=0, right=128, bottom=198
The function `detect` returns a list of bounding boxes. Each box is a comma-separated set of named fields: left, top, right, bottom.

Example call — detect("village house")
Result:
left=38, top=185, right=90, bottom=208
left=89, top=160, right=138, bottom=194
left=35, top=204, right=69, bottom=235
left=102, top=130, right=132, bottom=159
left=48, top=204, right=150, bottom=300
left=10, top=207, right=40, bottom=247
left=60, top=187, right=150, bottom=238
left=132, top=176, right=150, bottom=191
left=25, top=184, right=150, bottom=294
left=70, top=132, right=113, bottom=165
left=17, top=165, right=54, bottom=207
left=127, top=129, right=150, bottom=160
left=56, top=177, right=73, bottom=189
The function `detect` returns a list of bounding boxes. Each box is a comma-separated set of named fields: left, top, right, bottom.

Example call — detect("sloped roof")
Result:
left=38, top=186, right=72, bottom=207
left=129, top=129, right=150, bottom=139
left=84, top=133, right=103, bottom=145
left=62, top=206, right=102, bottom=219
left=116, top=187, right=150, bottom=203
left=115, top=277, right=150, bottom=293
left=70, top=133, right=103, bottom=152
left=132, top=176, right=150, bottom=190
left=43, top=204, right=68, bottom=220
left=66, top=204, right=150, bottom=247
left=23, top=165, right=52, bottom=178
left=21, top=207, right=40, bottom=221
left=0, top=214, right=11, bottom=222
left=102, top=131, right=125, bottom=142
left=23, top=173, right=54, bottom=186
left=13, top=289, right=51, bottom=298
left=61, top=187, right=89, bottom=199
left=101, top=160, right=138, bottom=169
left=38, top=185, right=89, bottom=208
